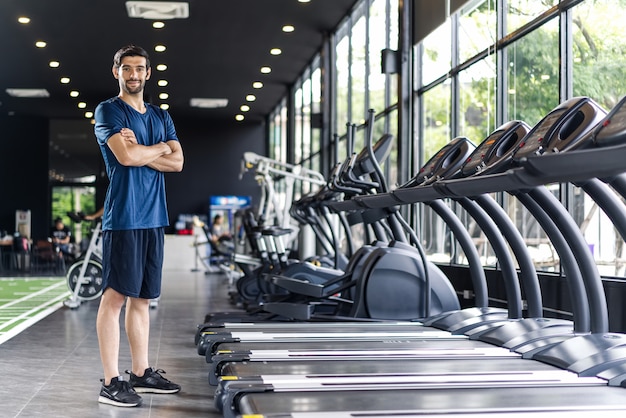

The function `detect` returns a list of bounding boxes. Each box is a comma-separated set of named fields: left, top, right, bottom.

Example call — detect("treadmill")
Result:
left=216, top=97, right=626, bottom=418
left=201, top=112, right=581, bottom=379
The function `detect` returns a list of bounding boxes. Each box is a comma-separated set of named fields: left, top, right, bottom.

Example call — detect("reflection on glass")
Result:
left=572, top=0, right=626, bottom=111
left=506, top=17, right=559, bottom=127
left=351, top=15, right=367, bottom=125
left=458, top=55, right=496, bottom=143
left=421, top=19, right=451, bottom=86
left=506, top=0, right=558, bottom=34
left=335, top=34, right=350, bottom=137
left=369, top=0, right=389, bottom=115
left=422, top=82, right=451, bottom=161
left=459, top=0, right=496, bottom=63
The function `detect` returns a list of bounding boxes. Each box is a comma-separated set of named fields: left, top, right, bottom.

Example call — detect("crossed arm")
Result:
left=107, top=128, right=184, bottom=172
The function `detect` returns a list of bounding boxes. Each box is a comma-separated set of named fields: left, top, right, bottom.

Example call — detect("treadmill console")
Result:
left=402, top=136, right=475, bottom=187
left=594, top=95, right=626, bottom=147
left=514, top=97, right=606, bottom=160
left=461, top=120, right=531, bottom=176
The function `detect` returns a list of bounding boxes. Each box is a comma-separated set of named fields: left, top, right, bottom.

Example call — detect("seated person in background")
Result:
left=211, top=214, right=231, bottom=244
left=50, top=217, right=73, bottom=260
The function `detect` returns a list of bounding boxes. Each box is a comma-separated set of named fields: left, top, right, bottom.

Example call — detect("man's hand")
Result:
left=120, top=128, right=138, bottom=144
left=119, top=127, right=171, bottom=155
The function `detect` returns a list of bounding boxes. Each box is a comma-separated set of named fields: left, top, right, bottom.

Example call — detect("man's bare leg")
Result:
left=126, top=297, right=151, bottom=376
left=96, top=288, right=127, bottom=384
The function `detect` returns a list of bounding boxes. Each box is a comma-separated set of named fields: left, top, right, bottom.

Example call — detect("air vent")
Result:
left=190, top=98, right=229, bottom=109
left=6, top=88, right=50, bottom=98
left=126, top=1, right=189, bottom=19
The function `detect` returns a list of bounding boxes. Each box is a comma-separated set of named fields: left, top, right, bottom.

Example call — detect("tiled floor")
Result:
left=0, top=235, right=233, bottom=418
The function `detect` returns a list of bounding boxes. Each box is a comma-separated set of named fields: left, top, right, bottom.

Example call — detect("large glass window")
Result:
left=572, top=1, right=626, bottom=110
left=458, top=0, right=496, bottom=63
left=506, top=17, right=559, bottom=126
left=422, top=82, right=451, bottom=160
left=421, top=20, right=451, bottom=87
left=458, top=55, right=497, bottom=144
left=506, top=0, right=559, bottom=34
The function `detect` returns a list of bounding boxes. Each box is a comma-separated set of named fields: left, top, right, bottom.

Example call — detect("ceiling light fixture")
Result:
left=153, top=21, right=165, bottom=29
left=159, top=92, right=169, bottom=100
left=245, top=95, right=256, bottom=102
left=190, top=98, right=228, bottom=108
left=240, top=105, right=250, bottom=112
left=235, top=114, right=244, bottom=121
left=260, top=66, right=272, bottom=74
left=270, top=48, right=282, bottom=55
left=156, top=64, right=168, bottom=71
left=85, top=111, right=93, bottom=118
left=5, top=88, right=49, bottom=98
left=252, top=81, right=263, bottom=89
left=49, top=61, right=60, bottom=68
left=78, top=102, right=86, bottom=108
left=298, top=0, right=311, bottom=3
left=126, top=1, right=189, bottom=19
left=160, top=104, right=170, bottom=110
left=157, top=79, right=168, bottom=86
left=35, top=41, right=47, bottom=48
left=18, top=16, right=30, bottom=24
left=60, top=77, right=70, bottom=84
left=282, top=25, right=295, bottom=33
left=70, top=91, right=79, bottom=97
left=154, top=44, right=167, bottom=52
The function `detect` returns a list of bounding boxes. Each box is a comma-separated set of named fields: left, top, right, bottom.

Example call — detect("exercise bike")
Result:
left=63, top=212, right=159, bottom=310
left=64, top=213, right=105, bottom=309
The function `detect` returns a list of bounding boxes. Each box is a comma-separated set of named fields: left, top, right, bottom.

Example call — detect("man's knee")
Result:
left=100, top=287, right=126, bottom=310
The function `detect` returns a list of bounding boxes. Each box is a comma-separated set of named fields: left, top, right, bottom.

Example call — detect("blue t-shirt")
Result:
left=94, top=97, right=179, bottom=231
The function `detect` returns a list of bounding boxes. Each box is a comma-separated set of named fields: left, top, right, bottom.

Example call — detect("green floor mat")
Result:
left=0, top=277, right=70, bottom=344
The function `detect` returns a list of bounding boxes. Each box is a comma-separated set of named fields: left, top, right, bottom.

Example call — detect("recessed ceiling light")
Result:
left=235, top=114, right=244, bottom=121
left=240, top=105, right=250, bottom=112
left=298, top=0, right=311, bottom=3
left=126, top=1, right=189, bottom=19
left=6, top=88, right=49, bottom=98
left=252, top=81, right=263, bottom=89
left=60, top=77, right=70, bottom=84
left=157, top=79, right=168, bottom=86
left=154, top=44, right=167, bottom=52
left=270, top=48, right=282, bottom=56
left=160, top=103, right=170, bottom=110
left=78, top=102, right=86, bottom=108
left=282, top=25, right=295, bottom=33
left=153, top=21, right=165, bottom=29
left=156, top=64, right=167, bottom=71
left=70, top=91, right=79, bottom=97
left=190, top=98, right=228, bottom=108
left=18, top=16, right=31, bottom=24
left=260, top=66, right=271, bottom=74
left=35, top=41, right=47, bottom=48
left=159, top=92, right=169, bottom=100
left=246, top=95, right=256, bottom=102
left=85, top=111, right=93, bottom=118
left=49, top=61, right=60, bottom=68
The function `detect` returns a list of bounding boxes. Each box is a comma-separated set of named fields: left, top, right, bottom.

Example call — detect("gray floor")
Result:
left=0, top=236, right=234, bottom=418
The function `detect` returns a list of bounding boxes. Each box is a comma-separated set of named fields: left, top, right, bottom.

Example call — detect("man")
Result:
left=50, top=217, right=72, bottom=260
left=94, top=45, right=184, bottom=407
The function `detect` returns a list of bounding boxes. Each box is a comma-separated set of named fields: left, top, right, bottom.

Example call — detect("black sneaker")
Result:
left=127, top=367, right=181, bottom=394
left=98, top=376, right=143, bottom=407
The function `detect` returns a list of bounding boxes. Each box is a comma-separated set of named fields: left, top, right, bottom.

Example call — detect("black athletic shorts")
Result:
left=101, top=228, right=164, bottom=299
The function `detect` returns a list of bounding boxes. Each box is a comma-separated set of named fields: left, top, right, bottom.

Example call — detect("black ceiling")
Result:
left=0, top=0, right=357, bottom=179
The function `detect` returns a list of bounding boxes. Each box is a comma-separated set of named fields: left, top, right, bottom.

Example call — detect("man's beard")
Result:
left=124, top=80, right=144, bottom=94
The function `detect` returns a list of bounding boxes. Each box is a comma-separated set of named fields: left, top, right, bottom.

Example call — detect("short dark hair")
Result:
left=113, top=44, right=150, bottom=69
left=54, top=217, right=63, bottom=224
